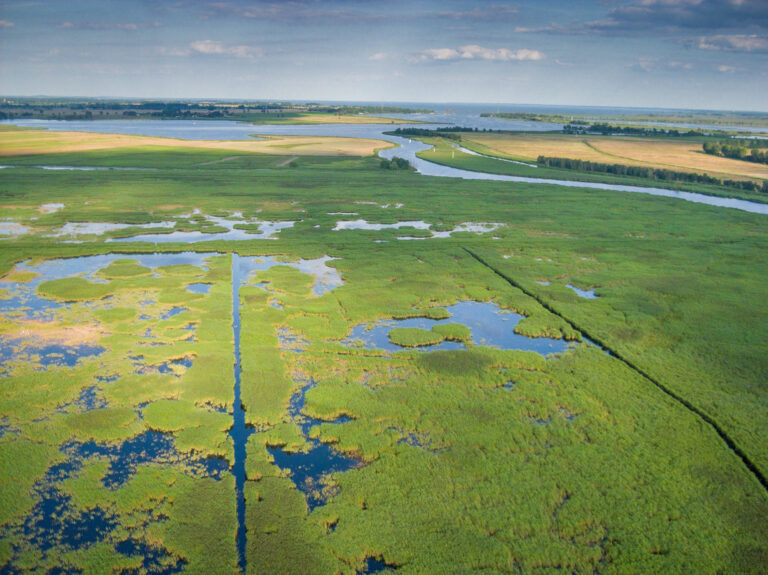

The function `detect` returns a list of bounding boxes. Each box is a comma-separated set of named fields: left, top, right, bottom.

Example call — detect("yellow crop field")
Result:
left=462, top=133, right=768, bottom=181
left=0, top=129, right=391, bottom=157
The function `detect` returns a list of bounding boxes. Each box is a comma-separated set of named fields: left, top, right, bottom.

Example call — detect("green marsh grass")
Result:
left=0, top=143, right=767, bottom=573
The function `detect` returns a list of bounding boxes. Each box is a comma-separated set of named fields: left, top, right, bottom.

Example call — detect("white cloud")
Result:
left=189, top=40, right=262, bottom=59
left=717, top=64, right=738, bottom=72
left=369, top=52, right=389, bottom=61
left=694, top=34, right=768, bottom=52
left=57, top=20, right=141, bottom=31
left=157, top=46, right=192, bottom=57
left=438, top=6, right=519, bottom=21
left=417, top=48, right=461, bottom=61
left=411, top=45, right=544, bottom=63
left=667, top=60, right=693, bottom=69
left=629, top=58, right=694, bottom=72
left=0, top=20, right=14, bottom=28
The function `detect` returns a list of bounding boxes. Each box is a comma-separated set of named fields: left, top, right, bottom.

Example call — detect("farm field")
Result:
left=459, top=132, right=768, bottom=182
left=482, top=111, right=768, bottom=129
left=412, top=136, right=768, bottom=203
left=0, top=129, right=391, bottom=159
left=0, top=133, right=767, bottom=575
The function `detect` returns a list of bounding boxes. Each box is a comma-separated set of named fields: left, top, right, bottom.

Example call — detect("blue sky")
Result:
left=1, top=0, right=766, bottom=110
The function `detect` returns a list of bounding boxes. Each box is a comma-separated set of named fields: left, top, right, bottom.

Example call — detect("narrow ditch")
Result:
left=463, top=246, right=768, bottom=497
left=230, top=252, right=250, bottom=573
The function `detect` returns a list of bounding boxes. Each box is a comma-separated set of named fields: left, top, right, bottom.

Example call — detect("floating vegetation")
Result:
left=0, top=338, right=105, bottom=376
left=332, top=219, right=504, bottom=239
left=267, top=378, right=360, bottom=511
left=63, top=431, right=229, bottom=489
left=0, top=222, right=30, bottom=237
left=52, top=221, right=176, bottom=240
left=112, top=212, right=296, bottom=243
left=343, top=301, right=570, bottom=355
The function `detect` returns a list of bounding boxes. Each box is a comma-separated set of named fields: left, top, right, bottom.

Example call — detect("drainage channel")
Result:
left=230, top=252, right=252, bottom=573
left=463, top=247, right=768, bottom=498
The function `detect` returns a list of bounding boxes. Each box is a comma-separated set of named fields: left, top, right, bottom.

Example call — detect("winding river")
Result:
left=2, top=119, right=767, bottom=215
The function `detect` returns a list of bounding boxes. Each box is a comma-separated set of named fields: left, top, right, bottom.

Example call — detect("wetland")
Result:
left=0, top=117, right=767, bottom=574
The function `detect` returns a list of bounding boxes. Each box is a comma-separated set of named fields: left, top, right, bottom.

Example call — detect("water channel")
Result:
left=3, top=118, right=766, bottom=215
left=230, top=253, right=250, bottom=573
left=0, top=248, right=587, bottom=570
left=0, top=251, right=345, bottom=572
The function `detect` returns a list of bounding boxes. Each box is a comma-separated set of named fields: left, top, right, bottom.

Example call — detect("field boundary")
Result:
left=463, top=246, right=768, bottom=497
left=582, top=139, right=757, bottom=181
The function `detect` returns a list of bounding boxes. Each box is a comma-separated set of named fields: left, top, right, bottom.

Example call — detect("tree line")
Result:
left=537, top=156, right=768, bottom=194
left=702, top=140, right=768, bottom=165
left=390, top=127, right=507, bottom=141
left=564, top=123, right=704, bottom=137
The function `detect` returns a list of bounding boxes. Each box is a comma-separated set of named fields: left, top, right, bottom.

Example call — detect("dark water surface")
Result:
left=230, top=253, right=251, bottom=573
left=267, top=377, right=359, bottom=511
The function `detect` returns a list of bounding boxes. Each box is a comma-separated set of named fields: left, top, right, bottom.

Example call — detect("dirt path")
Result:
left=198, top=156, right=245, bottom=166
left=275, top=156, right=298, bottom=167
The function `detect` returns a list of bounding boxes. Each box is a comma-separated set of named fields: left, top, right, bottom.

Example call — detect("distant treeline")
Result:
left=564, top=123, right=705, bottom=137
left=390, top=126, right=504, bottom=141
left=480, top=112, right=551, bottom=122
left=538, top=156, right=768, bottom=193
left=337, top=105, right=431, bottom=114
left=0, top=98, right=429, bottom=121
left=703, top=140, right=768, bottom=165
left=390, top=128, right=462, bottom=141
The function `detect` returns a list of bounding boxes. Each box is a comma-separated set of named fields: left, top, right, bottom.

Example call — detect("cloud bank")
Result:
left=411, top=45, right=544, bottom=63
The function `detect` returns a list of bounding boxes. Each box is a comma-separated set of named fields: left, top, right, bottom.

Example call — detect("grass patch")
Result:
left=388, top=327, right=444, bottom=348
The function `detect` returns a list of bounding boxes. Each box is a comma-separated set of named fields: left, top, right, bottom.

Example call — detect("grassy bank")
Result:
left=414, top=136, right=768, bottom=203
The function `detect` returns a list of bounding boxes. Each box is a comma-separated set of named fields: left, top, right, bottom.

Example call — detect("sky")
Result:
left=0, top=0, right=766, bottom=111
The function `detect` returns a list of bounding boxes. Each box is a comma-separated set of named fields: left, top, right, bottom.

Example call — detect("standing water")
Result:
left=230, top=253, right=251, bottom=573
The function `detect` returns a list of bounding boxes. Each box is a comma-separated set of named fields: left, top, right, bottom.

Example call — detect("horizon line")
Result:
left=1, top=95, right=766, bottom=115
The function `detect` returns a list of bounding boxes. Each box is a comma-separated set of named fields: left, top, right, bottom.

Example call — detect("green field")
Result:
left=414, top=136, right=768, bottom=203
left=482, top=111, right=768, bottom=129
left=0, top=139, right=767, bottom=574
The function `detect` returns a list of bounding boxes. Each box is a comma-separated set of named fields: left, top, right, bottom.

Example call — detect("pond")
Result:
left=566, top=284, right=599, bottom=299
left=332, top=219, right=504, bottom=239
left=111, top=214, right=296, bottom=243
left=343, top=301, right=571, bottom=355
left=0, top=222, right=30, bottom=237
left=266, top=377, right=359, bottom=511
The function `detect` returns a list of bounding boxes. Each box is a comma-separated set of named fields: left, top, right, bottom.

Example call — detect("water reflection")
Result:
left=566, top=284, right=599, bottom=299
left=267, top=378, right=359, bottom=510
left=344, top=301, right=570, bottom=355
